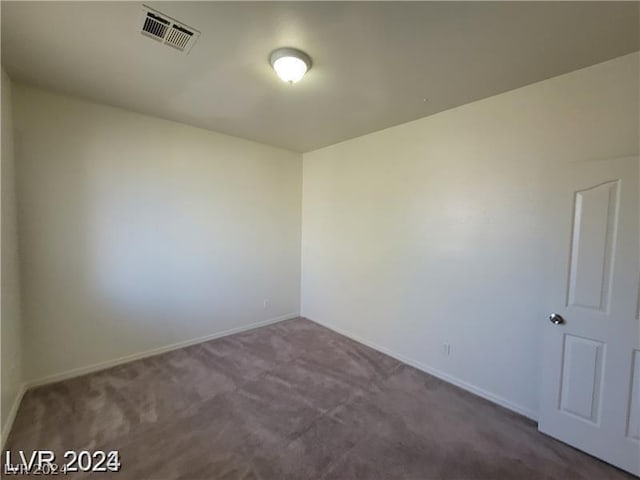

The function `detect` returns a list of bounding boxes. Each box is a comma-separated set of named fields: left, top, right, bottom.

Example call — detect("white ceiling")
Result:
left=2, top=2, right=638, bottom=152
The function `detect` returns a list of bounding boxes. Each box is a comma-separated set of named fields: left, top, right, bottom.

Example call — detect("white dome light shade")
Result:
left=273, top=56, right=307, bottom=83
left=270, top=48, right=311, bottom=84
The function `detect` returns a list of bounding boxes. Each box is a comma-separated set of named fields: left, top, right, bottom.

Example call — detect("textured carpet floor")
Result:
left=5, top=317, right=634, bottom=479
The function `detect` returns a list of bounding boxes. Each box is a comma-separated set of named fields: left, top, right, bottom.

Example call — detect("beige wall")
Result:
left=13, top=84, right=302, bottom=383
left=1, top=69, right=23, bottom=440
left=301, top=53, right=640, bottom=419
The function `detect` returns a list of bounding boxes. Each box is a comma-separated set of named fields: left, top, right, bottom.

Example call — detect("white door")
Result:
left=539, top=155, right=639, bottom=475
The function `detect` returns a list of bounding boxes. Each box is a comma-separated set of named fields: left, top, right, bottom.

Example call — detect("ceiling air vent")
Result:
left=140, top=5, right=200, bottom=54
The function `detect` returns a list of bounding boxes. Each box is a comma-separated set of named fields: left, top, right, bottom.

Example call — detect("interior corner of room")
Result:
left=0, top=2, right=639, bottom=478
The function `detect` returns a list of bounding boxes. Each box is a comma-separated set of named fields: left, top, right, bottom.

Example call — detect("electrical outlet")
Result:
left=263, top=299, right=271, bottom=310
left=442, top=343, right=451, bottom=356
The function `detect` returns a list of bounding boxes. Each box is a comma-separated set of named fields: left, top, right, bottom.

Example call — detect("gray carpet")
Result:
left=5, top=317, right=634, bottom=479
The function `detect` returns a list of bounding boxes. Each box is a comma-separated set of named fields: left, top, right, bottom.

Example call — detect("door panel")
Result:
left=559, top=334, right=604, bottom=423
left=539, top=156, right=639, bottom=476
left=567, top=181, right=618, bottom=311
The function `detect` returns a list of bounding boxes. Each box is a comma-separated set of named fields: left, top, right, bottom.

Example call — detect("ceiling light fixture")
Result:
left=270, top=48, right=311, bottom=84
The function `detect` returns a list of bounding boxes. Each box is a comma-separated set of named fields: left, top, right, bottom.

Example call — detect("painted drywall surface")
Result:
left=14, top=85, right=302, bottom=382
left=301, top=53, right=640, bottom=418
left=1, top=69, right=23, bottom=434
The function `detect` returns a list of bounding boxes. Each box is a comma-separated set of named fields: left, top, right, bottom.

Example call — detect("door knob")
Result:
left=549, top=313, right=565, bottom=325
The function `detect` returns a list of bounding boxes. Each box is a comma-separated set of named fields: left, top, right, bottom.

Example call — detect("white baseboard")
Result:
left=1, top=383, right=27, bottom=450
left=307, top=317, right=538, bottom=421
left=26, top=313, right=299, bottom=389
